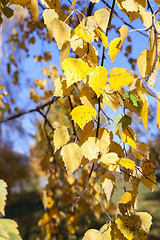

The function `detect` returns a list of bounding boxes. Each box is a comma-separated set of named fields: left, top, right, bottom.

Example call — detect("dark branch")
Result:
left=101, top=0, right=148, bottom=37
left=101, top=0, right=116, bottom=67
left=0, top=96, right=59, bottom=124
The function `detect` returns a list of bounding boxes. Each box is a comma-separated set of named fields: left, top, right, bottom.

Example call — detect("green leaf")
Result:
left=123, top=92, right=140, bottom=108
left=114, top=114, right=132, bottom=136
left=0, top=179, right=7, bottom=216
left=2, top=7, right=14, bottom=19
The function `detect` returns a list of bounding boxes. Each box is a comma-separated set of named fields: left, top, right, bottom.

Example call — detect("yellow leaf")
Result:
left=137, top=50, right=152, bottom=77
left=9, top=0, right=39, bottom=23
left=42, top=9, right=58, bottom=40
left=0, top=219, right=22, bottom=240
left=53, top=125, right=70, bottom=152
left=53, top=77, right=71, bottom=97
left=108, top=37, right=121, bottom=62
left=100, top=224, right=112, bottom=240
left=142, top=99, right=148, bottom=132
left=100, top=152, right=120, bottom=172
left=102, top=85, right=124, bottom=112
left=62, top=58, right=91, bottom=87
left=120, top=191, right=133, bottom=204
left=119, top=158, right=135, bottom=170
left=141, top=174, right=156, bottom=191
left=139, top=5, right=152, bottom=28
left=61, top=143, right=83, bottom=176
left=109, top=141, right=125, bottom=157
left=94, top=8, right=111, bottom=32
left=115, top=215, right=141, bottom=240
left=74, top=24, right=94, bottom=42
left=50, top=19, right=72, bottom=49
left=122, top=127, right=136, bottom=149
left=109, top=68, right=134, bottom=91
left=89, top=66, right=108, bottom=97
left=155, top=0, right=160, bottom=5
left=27, top=0, right=39, bottom=23
left=82, top=229, right=102, bottom=240
left=0, top=180, right=7, bottom=216
left=71, top=105, right=97, bottom=129
left=78, top=121, right=94, bottom=142
left=95, top=28, right=108, bottom=49
left=78, top=86, right=96, bottom=107
left=81, top=137, right=99, bottom=161
left=100, top=173, right=116, bottom=202
left=156, top=93, right=160, bottom=129
left=131, top=142, right=149, bottom=161
left=9, top=0, right=30, bottom=6
left=108, top=25, right=129, bottom=62
left=60, top=40, right=70, bottom=64
left=136, top=212, right=152, bottom=233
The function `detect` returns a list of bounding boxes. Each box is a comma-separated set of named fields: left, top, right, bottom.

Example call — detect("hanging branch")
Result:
left=0, top=96, right=59, bottom=124
left=72, top=162, right=95, bottom=211
left=87, top=189, right=113, bottom=221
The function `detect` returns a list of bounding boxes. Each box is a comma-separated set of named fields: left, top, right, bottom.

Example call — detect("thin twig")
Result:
left=100, top=108, right=114, bottom=122
left=72, top=162, right=95, bottom=211
left=87, top=189, right=113, bottom=221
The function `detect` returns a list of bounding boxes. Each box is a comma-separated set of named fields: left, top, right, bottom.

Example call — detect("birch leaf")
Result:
left=50, top=19, right=72, bottom=49
left=61, top=143, right=83, bottom=176
left=156, top=93, right=160, bottom=129
left=142, top=99, right=148, bottom=132
left=89, top=66, right=108, bottom=97
left=82, top=229, right=102, bottom=240
left=100, top=173, right=116, bottom=202
left=141, top=174, right=156, bottom=191
left=119, top=158, right=135, bottom=170
left=109, top=68, right=134, bottom=91
left=81, top=137, right=99, bottom=161
left=53, top=125, right=70, bottom=152
left=74, top=24, right=94, bottom=42
left=100, top=153, right=120, bottom=172
left=108, top=25, right=129, bottom=62
left=42, top=9, right=58, bottom=40
left=115, top=215, right=141, bottom=240
left=95, top=28, right=108, bottom=49
left=0, top=219, right=22, bottom=240
left=94, top=8, right=111, bottom=32
left=71, top=105, right=96, bottom=129
left=0, top=180, right=7, bottom=216
left=62, top=58, right=90, bottom=87
left=136, top=212, right=152, bottom=233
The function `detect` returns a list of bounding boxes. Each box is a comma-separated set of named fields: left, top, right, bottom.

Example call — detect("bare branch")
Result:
left=0, top=97, right=59, bottom=124
left=72, top=162, right=95, bottom=211
left=87, top=189, right=113, bottom=221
